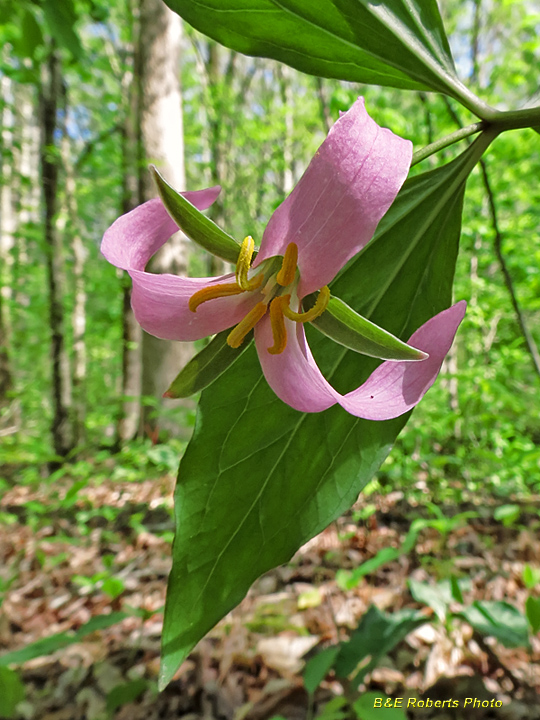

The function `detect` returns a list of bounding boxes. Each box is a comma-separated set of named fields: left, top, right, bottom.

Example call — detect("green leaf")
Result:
left=316, top=696, right=349, bottom=720
left=303, top=645, right=341, bottom=695
left=493, top=503, right=520, bottom=527
left=353, top=692, right=407, bottom=720
left=0, top=667, right=25, bottom=719
left=163, top=0, right=470, bottom=101
left=336, top=546, right=400, bottom=591
left=160, top=132, right=494, bottom=688
left=17, top=9, right=43, bottom=59
left=164, top=330, right=251, bottom=398
left=523, top=564, right=540, bottom=590
left=0, top=612, right=128, bottom=666
left=450, top=576, right=465, bottom=604
left=151, top=166, right=241, bottom=263
left=42, top=0, right=83, bottom=60
left=106, top=679, right=148, bottom=713
left=310, top=296, right=429, bottom=361
left=409, top=579, right=451, bottom=622
left=457, top=601, right=530, bottom=649
left=525, top=596, right=540, bottom=635
left=333, top=606, right=425, bottom=684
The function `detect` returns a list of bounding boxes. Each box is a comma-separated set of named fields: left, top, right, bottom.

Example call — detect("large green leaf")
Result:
left=163, top=0, right=472, bottom=102
left=457, top=601, right=530, bottom=649
left=333, top=606, right=425, bottom=684
left=160, top=132, right=494, bottom=688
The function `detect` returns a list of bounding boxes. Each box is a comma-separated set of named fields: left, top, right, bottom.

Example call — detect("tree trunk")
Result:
left=40, top=50, right=74, bottom=459
left=116, top=4, right=143, bottom=446
left=0, top=73, right=15, bottom=431
left=59, top=90, right=87, bottom=445
left=205, top=42, right=231, bottom=277
left=137, top=0, right=193, bottom=437
left=277, top=64, right=294, bottom=196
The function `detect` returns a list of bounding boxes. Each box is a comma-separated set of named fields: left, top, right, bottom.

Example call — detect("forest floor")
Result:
left=1, top=465, right=540, bottom=720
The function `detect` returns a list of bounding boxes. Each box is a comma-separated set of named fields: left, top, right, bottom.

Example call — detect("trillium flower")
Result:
left=102, top=98, right=465, bottom=420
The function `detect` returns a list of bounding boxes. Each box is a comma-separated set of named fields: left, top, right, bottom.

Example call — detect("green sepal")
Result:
left=309, top=295, right=428, bottom=362
left=150, top=165, right=242, bottom=264
left=164, top=330, right=252, bottom=398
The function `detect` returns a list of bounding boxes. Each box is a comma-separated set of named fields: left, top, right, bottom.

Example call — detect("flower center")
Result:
left=188, top=237, right=329, bottom=354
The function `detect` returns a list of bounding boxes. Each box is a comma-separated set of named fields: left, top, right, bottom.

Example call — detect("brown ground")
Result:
left=1, top=474, right=539, bottom=720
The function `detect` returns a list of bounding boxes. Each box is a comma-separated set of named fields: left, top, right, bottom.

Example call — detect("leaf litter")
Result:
left=1, top=472, right=539, bottom=719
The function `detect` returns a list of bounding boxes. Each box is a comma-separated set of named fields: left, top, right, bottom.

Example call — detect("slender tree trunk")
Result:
left=60, top=90, right=87, bottom=445
left=40, top=50, right=74, bottom=459
left=117, top=114, right=142, bottom=445
left=0, top=73, right=15, bottom=430
left=277, top=64, right=294, bottom=196
left=206, top=42, right=228, bottom=276
left=13, top=84, right=39, bottom=312
left=116, top=3, right=143, bottom=445
left=137, top=0, right=193, bottom=437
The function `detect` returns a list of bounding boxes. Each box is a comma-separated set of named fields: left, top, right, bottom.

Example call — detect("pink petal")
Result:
left=101, top=187, right=221, bottom=271
left=255, top=302, right=466, bottom=419
left=255, top=315, right=339, bottom=413
left=101, top=187, right=257, bottom=341
left=340, top=302, right=467, bottom=420
left=255, top=98, right=412, bottom=297
left=131, top=270, right=262, bottom=341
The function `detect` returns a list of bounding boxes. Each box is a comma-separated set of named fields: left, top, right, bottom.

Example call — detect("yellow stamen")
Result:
left=227, top=302, right=268, bottom=348
left=282, top=286, right=331, bottom=323
left=267, top=297, right=288, bottom=355
left=276, top=243, right=298, bottom=287
left=189, top=282, right=245, bottom=312
left=236, top=235, right=261, bottom=290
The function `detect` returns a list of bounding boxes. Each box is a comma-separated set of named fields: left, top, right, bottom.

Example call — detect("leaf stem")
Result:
left=411, top=122, right=484, bottom=167
left=412, top=102, right=540, bottom=168
left=480, top=104, right=540, bottom=130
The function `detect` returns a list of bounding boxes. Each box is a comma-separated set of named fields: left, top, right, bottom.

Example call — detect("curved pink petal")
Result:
left=101, top=187, right=221, bottom=271
left=131, top=270, right=262, bottom=341
left=255, top=98, right=412, bottom=297
left=340, top=302, right=467, bottom=420
left=101, top=186, right=258, bottom=341
left=255, top=314, right=337, bottom=412
left=255, top=302, right=466, bottom=419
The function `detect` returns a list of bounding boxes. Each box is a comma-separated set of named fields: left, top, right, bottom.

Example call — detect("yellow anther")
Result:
left=236, top=235, right=261, bottom=291
left=267, top=297, right=288, bottom=355
left=227, top=301, right=268, bottom=348
left=189, top=282, right=245, bottom=312
left=282, top=285, right=331, bottom=323
left=276, top=243, right=298, bottom=287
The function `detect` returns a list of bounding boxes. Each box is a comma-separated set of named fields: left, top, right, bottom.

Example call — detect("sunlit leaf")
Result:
left=163, top=0, right=472, bottom=103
